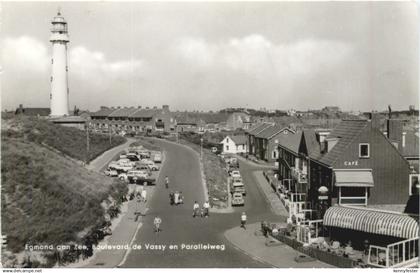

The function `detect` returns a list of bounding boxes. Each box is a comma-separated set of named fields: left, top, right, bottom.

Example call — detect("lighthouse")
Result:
left=50, top=10, right=69, bottom=116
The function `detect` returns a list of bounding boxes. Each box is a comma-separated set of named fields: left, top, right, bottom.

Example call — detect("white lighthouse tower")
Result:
left=50, top=10, right=69, bottom=116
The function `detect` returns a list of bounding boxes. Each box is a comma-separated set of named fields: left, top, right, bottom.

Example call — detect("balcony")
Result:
left=291, top=167, right=308, bottom=184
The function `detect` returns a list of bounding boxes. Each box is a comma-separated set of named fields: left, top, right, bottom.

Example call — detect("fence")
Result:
left=368, top=237, right=419, bottom=268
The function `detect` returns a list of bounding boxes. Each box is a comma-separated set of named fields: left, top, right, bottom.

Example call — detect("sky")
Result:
left=1, top=1, right=419, bottom=112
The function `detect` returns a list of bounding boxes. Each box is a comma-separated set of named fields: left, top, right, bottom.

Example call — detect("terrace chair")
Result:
left=330, top=241, right=341, bottom=254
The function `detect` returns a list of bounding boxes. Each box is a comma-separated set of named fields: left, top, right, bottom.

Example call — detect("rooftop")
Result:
left=229, top=135, right=247, bottom=145
left=108, top=107, right=139, bottom=117
left=319, top=120, right=369, bottom=165
left=277, top=131, right=302, bottom=155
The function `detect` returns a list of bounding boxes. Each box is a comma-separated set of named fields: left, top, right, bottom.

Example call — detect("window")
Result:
left=226, top=138, right=229, bottom=143
left=359, top=143, right=370, bottom=158
left=409, top=174, right=419, bottom=196
left=272, top=150, right=278, bottom=159
left=226, top=145, right=229, bottom=151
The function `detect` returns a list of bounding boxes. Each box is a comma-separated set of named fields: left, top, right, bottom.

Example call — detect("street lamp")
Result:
left=200, top=138, right=203, bottom=158
left=318, top=186, right=329, bottom=218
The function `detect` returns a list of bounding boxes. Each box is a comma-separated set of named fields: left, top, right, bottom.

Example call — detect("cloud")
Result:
left=69, top=46, right=145, bottom=85
left=1, top=36, right=49, bottom=72
left=1, top=36, right=145, bottom=86
left=174, top=34, right=352, bottom=80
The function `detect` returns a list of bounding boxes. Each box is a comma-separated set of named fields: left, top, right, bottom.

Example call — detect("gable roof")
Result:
left=256, top=124, right=294, bottom=139
left=277, top=131, right=302, bottom=155
left=230, top=135, right=247, bottom=145
left=130, top=109, right=157, bottom=118
left=319, top=120, right=369, bottom=165
left=91, top=108, right=117, bottom=118
left=300, top=129, right=322, bottom=160
left=108, top=107, right=139, bottom=117
left=247, top=123, right=273, bottom=136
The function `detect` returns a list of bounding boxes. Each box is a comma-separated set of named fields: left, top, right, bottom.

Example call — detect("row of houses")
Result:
left=89, top=106, right=256, bottom=134
left=218, top=116, right=419, bottom=267
left=220, top=115, right=418, bottom=213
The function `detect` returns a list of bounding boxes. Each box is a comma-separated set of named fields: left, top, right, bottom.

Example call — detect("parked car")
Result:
left=230, top=170, right=241, bottom=178
left=140, top=158, right=154, bottom=165
left=231, top=180, right=246, bottom=196
left=138, top=150, right=151, bottom=159
left=127, top=170, right=156, bottom=185
left=153, top=153, right=162, bottom=163
left=231, top=192, right=245, bottom=206
left=105, top=169, right=118, bottom=177
left=126, top=153, right=140, bottom=161
left=108, top=161, right=120, bottom=170
left=118, top=173, right=128, bottom=181
left=147, top=162, right=160, bottom=171
left=127, top=170, right=149, bottom=182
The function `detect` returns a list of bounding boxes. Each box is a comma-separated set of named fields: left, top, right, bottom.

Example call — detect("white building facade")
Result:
left=50, top=11, right=70, bottom=116
left=220, top=135, right=248, bottom=154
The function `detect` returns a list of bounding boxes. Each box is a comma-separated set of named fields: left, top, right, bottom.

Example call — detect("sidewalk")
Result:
left=236, top=155, right=276, bottom=169
left=252, top=171, right=289, bottom=218
left=224, top=223, right=333, bottom=268
left=66, top=185, right=154, bottom=268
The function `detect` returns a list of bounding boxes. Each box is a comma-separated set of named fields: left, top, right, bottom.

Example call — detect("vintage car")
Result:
left=231, top=192, right=245, bottom=206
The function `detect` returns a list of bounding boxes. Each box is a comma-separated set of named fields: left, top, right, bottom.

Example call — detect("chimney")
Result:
left=387, top=119, right=402, bottom=150
left=370, top=112, right=382, bottom=129
left=402, top=132, right=406, bottom=148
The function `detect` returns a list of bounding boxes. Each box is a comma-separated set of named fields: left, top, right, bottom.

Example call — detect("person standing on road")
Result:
left=141, top=188, right=147, bottom=203
left=153, top=216, right=162, bottom=233
left=165, top=176, right=169, bottom=189
left=240, top=212, right=247, bottom=229
left=193, top=201, right=200, bottom=217
left=202, top=200, right=210, bottom=217
left=169, top=192, right=175, bottom=205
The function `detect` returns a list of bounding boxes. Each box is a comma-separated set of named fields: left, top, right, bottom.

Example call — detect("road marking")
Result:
left=117, top=221, right=143, bottom=267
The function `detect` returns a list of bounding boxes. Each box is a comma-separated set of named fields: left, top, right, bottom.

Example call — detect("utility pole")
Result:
left=85, top=121, right=90, bottom=164
left=109, top=124, right=112, bottom=145
left=200, top=138, right=203, bottom=159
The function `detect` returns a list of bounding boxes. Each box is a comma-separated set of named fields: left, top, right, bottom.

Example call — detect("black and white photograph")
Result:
left=1, top=0, right=419, bottom=269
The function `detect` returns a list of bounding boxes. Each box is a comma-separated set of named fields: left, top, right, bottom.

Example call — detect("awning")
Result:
left=324, top=206, right=419, bottom=239
left=334, top=170, right=374, bottom=187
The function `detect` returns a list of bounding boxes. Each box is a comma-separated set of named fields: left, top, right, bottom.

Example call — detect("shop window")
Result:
left=272, top=150, right=278, bottom=159
left=359, top=143, right=370, bottom=158
left=409, top=174, right=419, bottom=196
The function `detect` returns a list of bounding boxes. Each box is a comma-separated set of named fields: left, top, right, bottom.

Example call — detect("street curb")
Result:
left=223, top=227, right=275, bottom=268
left=251, top=170, right=287, bottom=217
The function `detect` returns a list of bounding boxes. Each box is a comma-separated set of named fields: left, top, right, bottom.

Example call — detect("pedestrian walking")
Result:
left=202, top=200, right=210, bottom=217
left=240, top=212, right=247, bottom=229
left=165, top=176, right=169, bottom=189
left=141, top=188, right=147, bottom=203
left=178, top=191, right=184, bottom=204
left=174, top=191, right=180, bottom=205
left=153, top=216, right=162, bottom=233
left=192, top=201, right=200, bottom=217
left=169, top=192, right=175, bottom=205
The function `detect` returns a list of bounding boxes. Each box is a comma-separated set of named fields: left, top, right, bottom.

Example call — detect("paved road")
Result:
left=122, top=139, right=282, bottom=268
left=87, top=138, right=136, bottom=172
